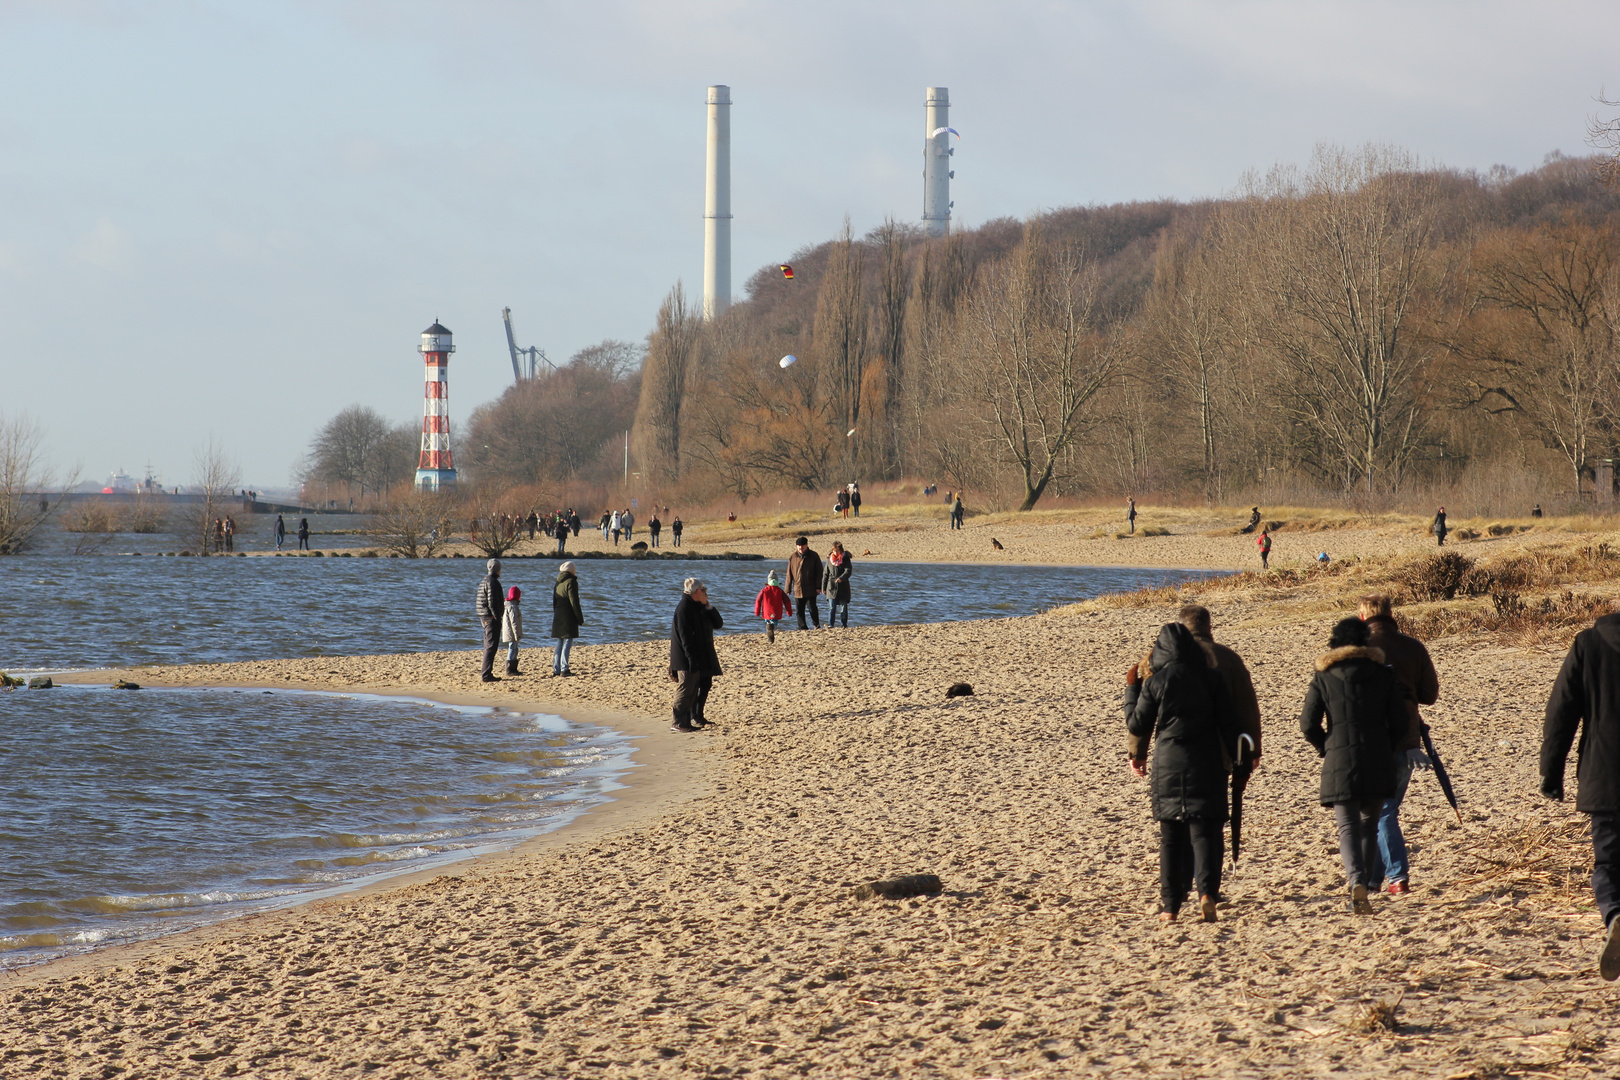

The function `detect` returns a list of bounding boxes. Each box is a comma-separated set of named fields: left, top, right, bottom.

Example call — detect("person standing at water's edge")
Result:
left=274, top=513, right=286, bottom=550
left=787, top=536, right=823, bottom=629
left=553, top=514, right=569, bottom=556
left=671, top=517, right=683, bottom=547
left=823, top=541, right=853, bottom=628
left=551, top=561, right=584, bottom=676
left=297, top=517, right=310, bottom=550
left=475, top=559, right=505, bottom=682
left=754, top=571, right=792, bottom=643
left=1127, top=496, right=1137, bottom=535
left=669, top=578, right=723, bottom=732
left=1540, top=605, right=1620, bottom=979
left=1359, top=594, right=1440, bottom=896
left=1300, top=617, right=1406, bottom=915
left=501, top=587, right=524, bottom=676
left=1125, top=622, right=1240, bottom=923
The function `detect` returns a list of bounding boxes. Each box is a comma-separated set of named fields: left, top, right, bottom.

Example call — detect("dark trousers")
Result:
left=1159, top=818, right=1222, bottom=913
left=796, top=594, right=821, bottom=629
left=1334, top=800, right=1385, bottom=889
left=673, top=670, right=713, bottom=723
left=1592, top=814, right=1620, bottom=927
left=481, top=619, right=499, bottom=678
left=672, top=531, right=681, bottom=546
left=556, top=536, right=566, bottom=555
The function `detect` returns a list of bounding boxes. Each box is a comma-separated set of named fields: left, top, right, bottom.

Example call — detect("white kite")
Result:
left=779, top=354, right=798, bottom=368
left=931, top=126, right=961, bottom=139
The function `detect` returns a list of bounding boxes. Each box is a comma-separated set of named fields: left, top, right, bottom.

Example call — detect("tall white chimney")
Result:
left=703, top=84, right=732, bottom=320
left=922, top=87, right=951, bottom=238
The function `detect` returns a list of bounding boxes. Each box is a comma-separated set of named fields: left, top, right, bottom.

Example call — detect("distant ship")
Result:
left=102, top=469, right=136, bottom=494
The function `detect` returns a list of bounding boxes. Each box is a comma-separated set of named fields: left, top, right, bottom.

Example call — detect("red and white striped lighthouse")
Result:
left=414, top=320, right=458, bottom=491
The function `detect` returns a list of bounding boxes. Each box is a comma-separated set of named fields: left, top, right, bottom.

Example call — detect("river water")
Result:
left=0, top=551, right=1215, bottom=969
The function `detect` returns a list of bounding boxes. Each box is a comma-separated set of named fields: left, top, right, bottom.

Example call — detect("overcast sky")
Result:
left=4, top=0, right=1617, bottom=486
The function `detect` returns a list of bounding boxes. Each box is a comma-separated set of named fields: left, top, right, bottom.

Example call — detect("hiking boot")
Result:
left=481, top=675, right=500, bottom=683
left=1351, top=884, right=1374, bottom=915
left=505, top=665, right=520, bottom=676
left=1602, top=917, right=1620, bottom=981
left=1199, top=895, right=1218, bottom=923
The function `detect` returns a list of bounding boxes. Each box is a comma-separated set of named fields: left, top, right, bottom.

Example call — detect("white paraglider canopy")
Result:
left=779, top=355, right=798, bottom=368
left=931, top=126, right=961, bottom=139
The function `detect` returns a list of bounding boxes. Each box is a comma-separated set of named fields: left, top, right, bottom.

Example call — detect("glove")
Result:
left=1540, top=775, right=1565, bottom=803
left=1405, top=748, right=1433, bottom=772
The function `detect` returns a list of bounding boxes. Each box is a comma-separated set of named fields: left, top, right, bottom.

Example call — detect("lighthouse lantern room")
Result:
left=414, top=320, right=458, bottom=492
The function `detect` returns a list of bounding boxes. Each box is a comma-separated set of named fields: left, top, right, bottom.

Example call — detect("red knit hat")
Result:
left=506, top=586, right=521, bottom=601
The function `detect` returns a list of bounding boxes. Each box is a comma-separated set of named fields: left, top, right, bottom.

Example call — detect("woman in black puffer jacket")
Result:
left=1300, top=617, right=1407, bottom=914
left=1125, top=622, right=1241, bottom=923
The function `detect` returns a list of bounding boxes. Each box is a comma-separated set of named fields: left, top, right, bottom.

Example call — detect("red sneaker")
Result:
left=1388, top=881, right=1410, bottom=896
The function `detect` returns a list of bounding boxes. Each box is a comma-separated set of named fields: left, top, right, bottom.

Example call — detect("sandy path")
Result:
left=3, top=592, right=1614, bottom=1078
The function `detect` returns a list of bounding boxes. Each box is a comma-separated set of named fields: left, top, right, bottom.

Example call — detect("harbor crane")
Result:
left=501, top=307, right=552, bottom=383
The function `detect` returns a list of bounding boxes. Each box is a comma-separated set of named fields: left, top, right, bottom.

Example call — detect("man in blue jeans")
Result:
left=1359, top=595, right=1440, bottom=895
left=1542, top=606, right=1620, bottom=979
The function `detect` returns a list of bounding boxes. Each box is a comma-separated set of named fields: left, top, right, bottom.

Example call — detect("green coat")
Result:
left=551, top=571, right=584, bottom=639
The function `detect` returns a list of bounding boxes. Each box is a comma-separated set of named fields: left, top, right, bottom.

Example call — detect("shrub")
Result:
left=1399, top=552, right=1476, bottom=601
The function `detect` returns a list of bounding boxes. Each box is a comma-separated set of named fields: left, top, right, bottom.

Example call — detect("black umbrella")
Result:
left=1421, top=723, right=1463, bottom=825
left=1230, top=733, right=1257, bottom=865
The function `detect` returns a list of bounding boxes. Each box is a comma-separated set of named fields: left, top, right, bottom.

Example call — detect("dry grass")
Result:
left=1076, top=538, right=1620, bottom=646
left=1452, top=817, right=1593, bottom=912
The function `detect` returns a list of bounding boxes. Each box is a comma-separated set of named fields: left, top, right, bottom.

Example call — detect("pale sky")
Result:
left=3, top=0, right=1616, bottom=486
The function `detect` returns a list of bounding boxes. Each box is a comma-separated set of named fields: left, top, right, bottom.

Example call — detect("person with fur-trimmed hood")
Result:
left=1300, top=617, right=1408, bottom=915
left=1125, top=622, right=1242, bottom=923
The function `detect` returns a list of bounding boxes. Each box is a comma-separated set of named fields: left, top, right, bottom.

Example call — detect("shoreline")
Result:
left=7, top=529, right=1620, bottom=1076
left=2, top=677, right=711, bottom=989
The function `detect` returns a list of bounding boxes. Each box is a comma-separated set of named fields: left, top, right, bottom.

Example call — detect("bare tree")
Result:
left=870, top=218, right=912, bottom=477
left=632, top=284, right=701, bottom=482
left=814, top=219, right=867, bottom=478
left=185, top=438, right=241, bottom=555
left=0, top=414, right=75, bottom=555
left=1250, top=145, right=1438, bottom=492
left=952, top=222, right=1120, bottom=510
left=1589, top=92, right=1620, bottom=187
left=1450, top=217, right=1620, bottom=494
left=462, top=484, right=538, bottom=558
left=369, top=486, right=452, bottom=557
left=309, top=405, right=413, bottom=497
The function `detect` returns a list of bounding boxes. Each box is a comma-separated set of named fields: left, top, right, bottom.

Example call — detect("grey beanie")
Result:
left=487, top=558, right=501, bottom=574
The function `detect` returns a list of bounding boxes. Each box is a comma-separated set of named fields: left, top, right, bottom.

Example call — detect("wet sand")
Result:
left=5, top=556, right=1616, bottom=1078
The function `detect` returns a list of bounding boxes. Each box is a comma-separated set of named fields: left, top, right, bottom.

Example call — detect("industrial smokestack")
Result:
left=922, top=87, right=951, bottom=238
left=703, top=84, right=732, bottom=320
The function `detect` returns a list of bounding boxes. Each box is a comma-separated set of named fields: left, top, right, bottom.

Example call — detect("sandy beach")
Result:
left=7, top=526, right=1620, bottom=1078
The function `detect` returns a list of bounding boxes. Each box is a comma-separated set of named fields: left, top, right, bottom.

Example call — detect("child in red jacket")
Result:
left=754, top=571, right=793, bottom=643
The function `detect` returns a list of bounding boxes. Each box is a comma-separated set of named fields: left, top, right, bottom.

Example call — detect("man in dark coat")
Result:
left=669, top=577, right=723, bottom=732
left=786, top=536, right=823, bottom=629
left=475, top=558, right=505, bottom=682
left=1176, top=605, right=1262, bottom=763
left=1125, top=622, right=1240, bottom=923
left=551, top=561, right=584, bottom=676
left=1541, top=609, right=1620, bottom=979
left=1432, top=507, right=1448, bottom=547
left=553, top=514, right=570, bottom=556
left=1359, top=595, right=1441, bottom=895
left=1301, top=617, right=1407, bottom=914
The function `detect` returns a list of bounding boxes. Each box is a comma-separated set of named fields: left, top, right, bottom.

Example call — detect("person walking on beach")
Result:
left=551, top=561, right=584, bottom=676
left=823, top=541, right=853, bottom=628
left=1300, top=617, right=1408, bottom=915
left=475, top=559, right=506, bottom=682
left=1359, top=595, right=1440, bottom=896
left=754, top=571, right=792, bottom=643
left=1127, top=497, right=1137, bottom=535
left=1432, top=507, right=1448, bottom=547
left=1257, top=528, right=1272, bottom=570
left=850, top=482, right=862, bottom=517
left=500, top=586, right=524, bottom=676
left=297, top=517, right=310, bottom=550
left=649, top=514, right=662, bottom=548
left=671, top=516, right=684, bottom=547
left=835, top=489, right=850, bottom=519
left=669, top=577, right=722, bottom=732
left=552, top=514, right=569, bottom=556
left=622, top=508, right=635, bottom=541
left=1125, top=621, right=1240, bottom=923
left=950, top=495, right=964, bottom=530
left=1178, top=605, right=1262, bottom=766
left=1540, top=604, right=1620, bottom=978
left=610, top=509, right=622, bottom=545
left=787, top=536, right=824, bottom=629
left=274, top=513, right=286, bottom=551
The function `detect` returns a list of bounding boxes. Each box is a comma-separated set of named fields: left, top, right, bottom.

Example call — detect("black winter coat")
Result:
left=1300, top=646, right=1405, bottom=806
left=1542, top=613, right=1620, bottom=812
left=669, top=594, right=724, bottom=676
left=551, top=571, right=584, bottom=639
left=1124, top=623, right=1240, bottom=822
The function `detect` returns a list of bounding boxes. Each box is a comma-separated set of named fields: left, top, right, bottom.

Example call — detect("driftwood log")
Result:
left=854, top=874, right=943, bottom=901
